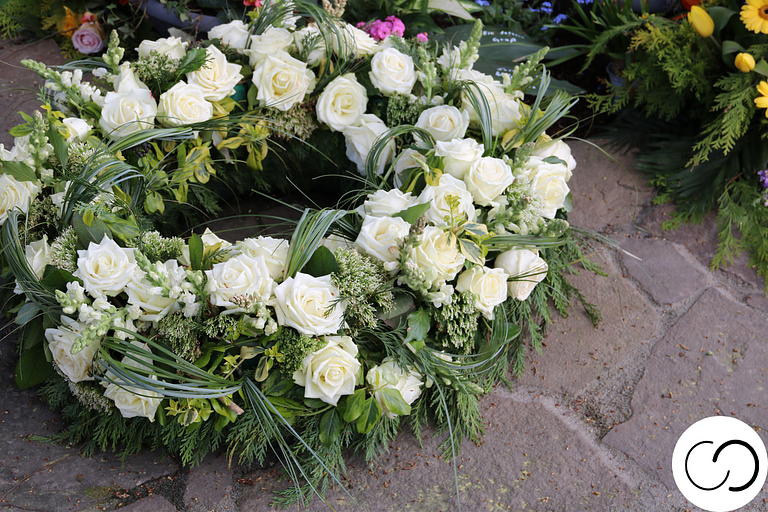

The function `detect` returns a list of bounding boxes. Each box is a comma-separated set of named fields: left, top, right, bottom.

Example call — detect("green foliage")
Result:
left=275, top=327, right=326, bottom=375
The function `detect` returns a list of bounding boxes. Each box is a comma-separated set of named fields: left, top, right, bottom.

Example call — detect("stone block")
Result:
left=120, top=494, right=178, bottom=512
left=184, top=453, right=235, bottom=512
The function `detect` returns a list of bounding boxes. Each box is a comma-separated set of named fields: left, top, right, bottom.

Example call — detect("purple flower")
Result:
left=475, top=0, right=490, bottom=5
left=71, top=22, right=105, bottom=54
left=386, top=16, right=405, bottom=37
left=554, top=14, right=568, bottom=23
left=416, top=32, right=428, bottom=42
left=759, top=170, right=768, bottom=188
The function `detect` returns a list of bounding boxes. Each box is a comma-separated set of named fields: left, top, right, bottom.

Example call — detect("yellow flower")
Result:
left=735, top=52, right=756, bottom=72
left=688, top=5, right=715, bottom=37
left=56, top=6, right=80, bottom=39
left=741, top=0, right=768, bottom=33
left=754, top=81, right=768, bottom=117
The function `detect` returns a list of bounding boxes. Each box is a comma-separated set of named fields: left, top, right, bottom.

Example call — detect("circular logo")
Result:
left=672, top=416, right=768, bottom=512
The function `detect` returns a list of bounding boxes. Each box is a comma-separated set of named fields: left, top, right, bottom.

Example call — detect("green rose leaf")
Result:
left=356, top=397, right=382, bottom=434
left=1, top=160, right=37, bottom=182
left=15, top=343, right=54, bottom=389
left=302, top=245, right=339, bottom=277
left=319, top=409, right=343, bottom=448
left=343, top=388, right=366, bottom=423
left=394, top=202, right=430, bottom=224
left=73, top=212, right=111, bottom=248
left=404, top=308, right=431, bottom=344
left=378, top=388, right=411, bottom=416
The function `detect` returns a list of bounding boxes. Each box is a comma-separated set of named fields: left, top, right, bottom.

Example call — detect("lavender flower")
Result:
left=759, top=170, right=768, bottom=188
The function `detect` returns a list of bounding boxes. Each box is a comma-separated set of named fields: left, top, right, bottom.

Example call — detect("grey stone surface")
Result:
left=184, top=453, right=236, bottom=512
left=603, top=287, right=768, bottom=490
left=121, top=494, right=178, bottom=512
left=568, top=140, right=654, bottom=232
left=618, top=235, right=709, bottom=304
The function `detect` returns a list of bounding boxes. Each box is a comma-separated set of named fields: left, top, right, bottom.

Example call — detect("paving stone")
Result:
left=120, top=494, right=178, bottom=512
left=618, top=235, right=709, bottom=304
left=516, top=249, right=660, bottom=395
left=183, top=453, right=235, bottom=512
left=239, top=393, right=638, bottom=511
left=567, top=140, right=654, bottom=232
left=603, top=287, right=768, bottom=491
left=0, top=38, right=66, bottom=148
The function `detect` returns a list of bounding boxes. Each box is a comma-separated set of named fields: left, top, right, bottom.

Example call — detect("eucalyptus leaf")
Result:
left=15, top=301, right=40, bottom=325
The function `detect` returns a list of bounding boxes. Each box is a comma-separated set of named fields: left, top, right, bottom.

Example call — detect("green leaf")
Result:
left=267, top=396, right=306, bottom=418
left=189, top=234, right=204, bottom=271
left=15, top=301, right=40, bottom=325
left=144, top=192, right=165, bottom=215
left=100, top=212, right=140, bottom=241
left=15, top=343, right=54, bottom=389
left=393, top=202, right=430, bottom=224
left=254, top=356, right=271, bottom=382
left=379, top=388, right=411, bottom=416
left=403, top=309, right=431, bottom=344
left=73, top=213, right=111, bottom=247
left=22, top=320, right=45, bottom=351
left=498, top=322, right=522, bottom=343
left=562, top=192, right=573, bottom=213
left=463, top=222, right=488, bottom=237
left=8, top=124, right=33, bottom=137
left=319, top=409, right=342, bottom=448
left=722, top=40, right=746, bottom=55
left=356, top=397, right=382, bottom=434
left=47, top=123, right=68, bottom=169
left=754, top=59, right=768, bottom=78
left=40, top=267, right=78, bottom=293
left=302, top=245, right=339, bottom=277
left=1, top=160, right=37, bottom=182
left=458, top=238, right=485, bottom=266
left=176, top=47, right=209, bottom=75
left=427, top=0, right=476, bottom=19
left=709, top=6, right=735, bottom=33
left=343, top=388, right=366, bottom=422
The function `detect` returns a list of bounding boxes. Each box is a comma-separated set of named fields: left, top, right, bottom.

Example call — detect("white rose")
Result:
left=532, top=136, right=576, bottom=180
left=126, top=260, right=186, bottom=322
left=414, top=106, right=470, bottom=148
left=316, top=73, right=368, bottom=132
left=294, top=24, right=326, bottom=67
left=434, top=138, right=484, bottom=180
left=99, top=89, right=157, bottom=138
left=252, top=50, right=315, bottom=112
left=157, top=81, right=213, bottom=126
left=525, top=158, right=570, bottom=219
left=353, top=215, right=410, bottom=272
left=405, top=225, right=465, bottom=289
left=359, top=188, right=416, bottom=217
left=247, top=27, right=294, bottom=66
left=179, top=228, right=231, bottom=267
left=0, top=174, right=39, bottom=225
left=393, top=148, right=426, bottom=188
left=187, top=45, right=243, bottom=102
left=74, top=235, right=140, bottom=297
left=369, top=48, right=417, bottom=96
left=45, top=315, right=99, bottom=383
left=235, top=236, right=289, bottom=281
left=367, top=358, right=423, bottom=418
left=273, top=273, right=344, bottom=336
left=208, top=20, right=250, bottom=51
left=418, top=174, right=475, bottom=227
left=62, top=118, right=91, bottom=141
left=292, top=335, right=360, bottom=406
left=15, top=234, right=51, bottom=293
left=137, top=36, right=188, bottom=59
left=343, top=114, right=395, bottom=176
left=455, top=266, right=509, bottom=319
left=103, top=342, right=162, bottom=421
left=114, top=62, right=149, bottom=93
left=205, top=254, right=274, bottom=311
left=494, top=249, right=548, bottom=301
left=457, top=69, right=522, bottom=135
left=464, top=157, right=514, bottom=206
left=333, top=22, right=377, bottom=58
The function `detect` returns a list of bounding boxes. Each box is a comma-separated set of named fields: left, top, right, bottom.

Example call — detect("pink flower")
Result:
left=385, top=16, right=405, bottom=37
left=368, top=20, right=391, bottom=41
left=71, top=22, right=105, bottom=54
left=416, top=32, right=428, bottom=42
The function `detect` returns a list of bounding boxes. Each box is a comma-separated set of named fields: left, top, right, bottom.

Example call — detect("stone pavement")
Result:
left=2, top=38, right=768, bottom=512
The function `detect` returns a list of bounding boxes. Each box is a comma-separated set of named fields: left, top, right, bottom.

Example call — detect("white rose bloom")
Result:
left=103, top=342, right=162, bottom=421
left=157, top=81, right=213, bottom=126
left=208, top=20, right=250, bottom=51
left=414, top=106, right=470, bottom=148
left=114, top=62, right=149, bottom=93
left=464, top=156, right=515, bottom=207
left=187, top=45, right=243, bottom=102
left=45, top=315, right=99, bottom=383
left=235, top=236, right=289, bottom=281
left=247, top=27, right=294, bottom=66
left=494, top=249, right=548, bottom=301
left=333, top=22, right=377, bottom=58
left=137, top=36, right=188, bottom=59
left=455, top=266, right=509, bottom=319
left=343, top=114, right=395, bottom=176
left=205, top=254, right=274, bottom=311
left=316, top=73, right=368, bottom=132
left=367, top=358, right=424, bottom=419
left=126, top=260, right=186, bottom=322
left=418, top=174, right=475, bottom=227
left=273, top=273, right=344, bottom=336
left=14, top=234, right=51, bottom=294
left=532, top=136, right=577, bottom=180
left=369, top=48, right=417, bottom=96
left=405, top=225, right=465, bottom=289
left=74, top=235, right=140, bottom=297
left=434, top=138, right=485, bottom=180
left=294, top=24, right=326, bottom=67
left=457, top=69, right=523, bottom=135
left=252, top=50, right=315, bottom=112
left=322, top=234, right=352, bottom=253
left=359, top=188, right=416, bottom=217
left=99, top=89, right=157, bottom=138
left=0, top=174, right=40, bottom=225
left=354, top=215, right=410, bottom=272
left=393, top=148, right=426, bottom=188
left=292, top=335, right=360, bottom=406
left=525, top=157, right=571, bottom=219
left=62, top=118, right=91, bottom=141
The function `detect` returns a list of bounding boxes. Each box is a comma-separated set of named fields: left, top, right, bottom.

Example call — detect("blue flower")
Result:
left=577, top=0, right=594, bottom=4
left=475, top=0, right=490, bottom=5
left=553, top=14, right=568, bottom=23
